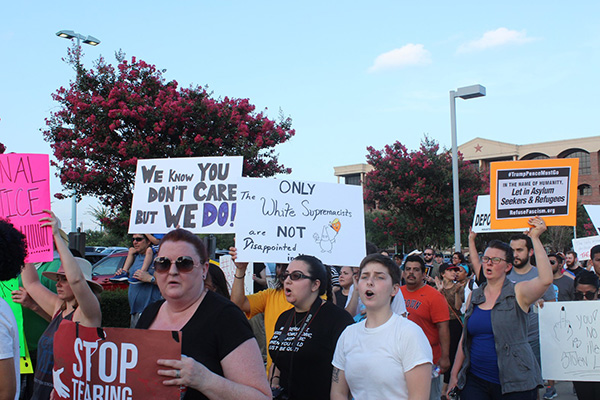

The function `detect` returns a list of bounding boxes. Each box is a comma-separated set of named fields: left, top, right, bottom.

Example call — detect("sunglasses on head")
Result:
left=279, top=271, right=314, bottom=282
left=154, top=256, right=197, bottom=273
left=574, top=290, right=597, bottom=300
left=132, top=237, right=145, bottom=242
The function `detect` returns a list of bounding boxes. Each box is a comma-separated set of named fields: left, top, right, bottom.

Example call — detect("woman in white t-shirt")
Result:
left=331, top=253, right=433, bottom=400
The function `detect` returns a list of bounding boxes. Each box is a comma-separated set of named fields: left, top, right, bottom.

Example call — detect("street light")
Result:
left=56, top=29, right=101, bottom=233
left=450, top=84, right=486, bottom=252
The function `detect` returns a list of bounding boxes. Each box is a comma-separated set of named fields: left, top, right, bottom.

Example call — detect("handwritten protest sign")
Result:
left=471, top=195, right=527, bottom=233
left=583, top=204, right=600, bottom=235
left=53, top=320, right=181, bottom=400
left=235, top=177, right=366, bottom=265
left=540, top=301, right=600, bottom=381
left=0, top=153, right=52, bottom=262
left=490, top=158, right=579, bottom=229
left=572, top=236, right=600, bottom=261
left=0, top=279, right=26, bottom=357
left=129, top=156, right=242, bottom=234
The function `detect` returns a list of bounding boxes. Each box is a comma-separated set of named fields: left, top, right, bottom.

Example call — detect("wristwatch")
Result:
left=150, top=276, right=156, bottom=284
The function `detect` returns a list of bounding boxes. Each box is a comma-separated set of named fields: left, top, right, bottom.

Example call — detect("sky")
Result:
left=1, top=1, right=599, bottom=232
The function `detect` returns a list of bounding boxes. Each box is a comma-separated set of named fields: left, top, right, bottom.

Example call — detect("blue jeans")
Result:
left=461, top=372, right=537, bottom=400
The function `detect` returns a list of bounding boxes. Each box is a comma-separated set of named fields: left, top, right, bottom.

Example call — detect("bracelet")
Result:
left=234, top=274, right=245, bottom=279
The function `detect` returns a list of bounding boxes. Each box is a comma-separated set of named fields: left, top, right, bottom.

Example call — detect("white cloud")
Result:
left=368, top=43, right=431, bottom=72
left=458, top=28, right=536, bottom=53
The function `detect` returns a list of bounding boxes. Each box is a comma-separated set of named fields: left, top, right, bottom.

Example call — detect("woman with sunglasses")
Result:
left=136, top=229, right=270, bottom=400
left=268, top=255, right=354, bottom=400
left=447, top=216, right=552, bottom=399
left=20, top=210, right=103, bottom=400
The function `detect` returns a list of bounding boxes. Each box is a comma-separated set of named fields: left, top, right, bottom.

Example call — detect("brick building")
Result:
left=458, top=136, right=600, bottom=205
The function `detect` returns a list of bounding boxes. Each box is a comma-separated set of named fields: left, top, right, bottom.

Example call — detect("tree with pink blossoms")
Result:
left=44, top=47, right=295, bottom=234
left=363, top=136, right=488, bottom=250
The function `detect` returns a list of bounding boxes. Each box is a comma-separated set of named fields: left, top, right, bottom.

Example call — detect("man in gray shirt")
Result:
left=508, top=234, right=555, bottom=368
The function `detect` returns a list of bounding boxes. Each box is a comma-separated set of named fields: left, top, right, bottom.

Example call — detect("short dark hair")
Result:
left=509, top=233, right=533, bottom=252
left=567, top=250, right=578, bottom=259
left=452, top=252, right=466, bottom=264
left=403, top=255, right=426, bottom=272
left=487, top=240, right=514, bottom=265
left=359, top=253, right=401, bottom=285
left=0, top=219, right=27, bottom=281
left=159, top=229, right=208, bottom=263
left=591, top=245, right=600, bottom=260
left=294, top=254, right=332, bottom=300
left=574, top=270, right=600, bottom=290
left=548, top=252, right=564, bottom=263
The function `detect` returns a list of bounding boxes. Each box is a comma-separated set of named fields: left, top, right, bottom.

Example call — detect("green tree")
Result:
left=364, top=136, right=488, bottom=250
left=44, top=46, right=295, bottom=235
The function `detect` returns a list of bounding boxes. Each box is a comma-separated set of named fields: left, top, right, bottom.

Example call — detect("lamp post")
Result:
left=56, top=30, right=100, bottom=233
left=450, top=84, right=486, bottom=252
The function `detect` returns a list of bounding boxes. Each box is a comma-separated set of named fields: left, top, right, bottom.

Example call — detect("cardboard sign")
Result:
left=235, top=177, right=366, bottom=265
left=0, top=153, right=52, bottom=262
left=53, top=320, right=181, bottom=400
left=471, top=195, right=527, bottom=233
left=490, top=158, right=579, bottom=229
left=583, top=204, right=600, bottom=235
left=540, top=301, right=600, bottom=381
left=572, top=236, right=600, bottom=261
left=0, top=279, right=26, bottom=357
left=129, top=156, right=243, bottom=234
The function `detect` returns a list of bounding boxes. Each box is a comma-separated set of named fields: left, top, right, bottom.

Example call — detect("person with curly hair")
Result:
left=0, top=218, right=28, bottom=400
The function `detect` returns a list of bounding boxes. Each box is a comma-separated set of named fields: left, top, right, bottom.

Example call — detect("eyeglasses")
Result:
left=424, top=253, right=434, bottom=256
left=574, top=291, right=597, bottom=300
left=154, top=256, right=198, bottom=273
left=132, top=237, right=145, bottom=242
left=482, top=256, right=506, bottom=265
left=279, top=271, right=314, bottom=282
left=549, top=260, right=557, bottom=265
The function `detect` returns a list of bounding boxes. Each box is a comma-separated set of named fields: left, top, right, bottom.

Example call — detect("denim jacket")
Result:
left=457, top=278, right=543, bottom=394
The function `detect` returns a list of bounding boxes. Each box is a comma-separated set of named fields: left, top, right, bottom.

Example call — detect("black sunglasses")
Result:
left=154, top=256, right=197, bottom=273
left=132, top=237, right=145, bottom=242
left=279, top=271, right=314, bottom=282
left=574, top=291, right=597, bottom=300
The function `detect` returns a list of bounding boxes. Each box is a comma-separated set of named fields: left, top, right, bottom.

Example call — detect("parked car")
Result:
left=84, top=251, right=106, bottom=265
left=86, top=246, right=107, bottom=253
left=91, top=252, right=129, bottom=291
left=99, top=247, right=129, bottom=256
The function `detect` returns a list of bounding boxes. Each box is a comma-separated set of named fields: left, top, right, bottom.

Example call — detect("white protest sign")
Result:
left=540, top=301, right=600, bottom=381
left=235, top=178, right=366, bottom=265
left=129, top=156, right=242, bottom=234
left=572, top=236, right=600, bottom=261
left=471, top=195, right=527, bottom=233
left=218, top=255, right=253, bottom=296
left=583, top=204, right=600, bottom=235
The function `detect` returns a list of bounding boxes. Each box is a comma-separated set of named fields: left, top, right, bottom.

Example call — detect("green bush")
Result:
left=99, top=289, right=130, bottom=328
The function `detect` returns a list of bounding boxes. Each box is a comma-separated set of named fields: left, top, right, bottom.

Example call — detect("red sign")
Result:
left=53, top=320, right=181, bottom=400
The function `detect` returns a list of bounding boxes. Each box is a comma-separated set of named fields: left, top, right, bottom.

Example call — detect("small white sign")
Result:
left=471, top=195, right=527, bottom=233
left=235, top=177, right=366, bottom=265
left=129, top=156, right=243, bottom=234
left=540, top=301, right=600, bottom=382
left=583, top=204, right=600, bottom=235
left=572, top=236, right=600, bottom=261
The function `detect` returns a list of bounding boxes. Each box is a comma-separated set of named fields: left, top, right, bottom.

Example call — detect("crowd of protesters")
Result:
left=4, top=212, right=600, bottom=400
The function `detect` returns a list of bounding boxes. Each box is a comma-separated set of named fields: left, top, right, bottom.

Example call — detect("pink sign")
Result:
left=0, top=153, right=52, bottom=262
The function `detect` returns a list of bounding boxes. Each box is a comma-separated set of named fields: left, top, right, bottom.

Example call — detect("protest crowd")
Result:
left=2, top=206, right=600, bottom=399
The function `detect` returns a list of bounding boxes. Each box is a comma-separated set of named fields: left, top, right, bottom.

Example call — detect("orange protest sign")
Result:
left=53, top=320, right=181, bottom=400
left=490, top=158, right=579, bottom=229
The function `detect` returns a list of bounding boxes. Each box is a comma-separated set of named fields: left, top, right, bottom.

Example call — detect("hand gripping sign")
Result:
left=53, top=320, right=181, bottom=400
